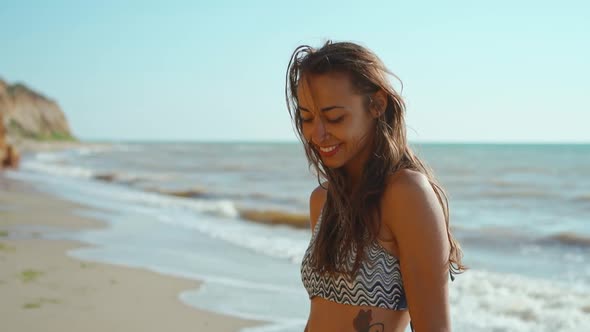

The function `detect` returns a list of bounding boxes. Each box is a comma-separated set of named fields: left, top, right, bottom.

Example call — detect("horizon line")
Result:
left=77, top=138, right=590, bottom=145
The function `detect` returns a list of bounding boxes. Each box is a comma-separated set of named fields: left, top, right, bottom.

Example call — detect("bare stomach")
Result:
left=307, top=296, right=411, bottom=332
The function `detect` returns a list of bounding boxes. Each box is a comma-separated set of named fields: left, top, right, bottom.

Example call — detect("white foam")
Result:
left=15, top=157, right=239, bottom=219
left=73, top=145, right=115, bottom=155
left=127, top=191, right=239, bottom=218
left=155, top=210, right=310, bottom=264
left=20, top=157, right=311, bottom=264
left=450, top=269, right=590, bottom=331
left=111, top=143, right=145, bottom=152
left=22, top=160, right=95, bottom=178
left=94, top=182, right=240, bottom=219
left=34, top=151, right=64, bottom=162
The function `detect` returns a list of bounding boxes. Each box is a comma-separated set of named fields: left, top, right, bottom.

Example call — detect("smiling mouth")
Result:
left=319, top=144, right=339, bottom=152
left=316, top=143, right=341, bottom=157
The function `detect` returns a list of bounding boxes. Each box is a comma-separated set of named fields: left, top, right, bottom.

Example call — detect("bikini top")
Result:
left=300, top=209, right=409, bottom=310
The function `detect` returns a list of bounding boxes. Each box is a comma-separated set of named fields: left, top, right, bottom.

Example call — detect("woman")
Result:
left=286, top=41, right=467, bottom=332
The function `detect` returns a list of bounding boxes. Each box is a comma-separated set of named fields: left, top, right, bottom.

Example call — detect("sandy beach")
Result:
left=0, top=174, right=264, bottom=332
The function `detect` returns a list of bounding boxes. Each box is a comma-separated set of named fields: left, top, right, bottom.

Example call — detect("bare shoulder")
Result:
left=309, top=182, right=328, bottom=231
left=382, top=168, right=442, bottom=232
left=385, top=168, right=432, bottom=193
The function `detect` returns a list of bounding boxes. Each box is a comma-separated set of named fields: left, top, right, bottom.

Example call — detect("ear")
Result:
left=369, top=89, right=388, bottom=118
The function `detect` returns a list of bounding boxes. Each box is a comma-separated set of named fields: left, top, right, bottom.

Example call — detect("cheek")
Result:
left=347, top=119, right=374, bottom=144
left=300, top=123, right=312, bottom=141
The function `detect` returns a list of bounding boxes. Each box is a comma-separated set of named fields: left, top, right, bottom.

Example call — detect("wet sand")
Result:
left=0, top=175, right=264, bottom=332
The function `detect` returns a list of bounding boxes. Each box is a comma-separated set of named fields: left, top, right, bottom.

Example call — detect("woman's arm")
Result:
left=383, top=169, right=452, bottom=332
left=309, top=183, right=327, bottom=231
left=304, top=184, right=327, bottom=332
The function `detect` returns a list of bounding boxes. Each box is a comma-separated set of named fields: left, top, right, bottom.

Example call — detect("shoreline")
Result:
left=15, top=139, right=314, bottom=230
left=0, top=174, right=265, bottom=332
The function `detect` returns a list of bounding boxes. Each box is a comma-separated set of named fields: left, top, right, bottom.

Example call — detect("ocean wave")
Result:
left=21, top=160, right=95, bottom=178
left=34, top=151, right=64, bottom=162
left=500, top=166, right=556, bottom=175
left=487, top=179, right=523, bottom=188
left=155, top=210, right=309, bottom=264
left=478, top=190, right=555, bottom=199
left=238, top=209, right=309, bottom=229
left=92, top=172, right=148, bottom=185
left=93, top=173, right=117, bottom=182
left=24, top=149, right=306, bottom=216
left=141, top=185, right=309, bottom=229
left=540, top=232, right=590, bottom=248
left=73, top=144, right=115, bottom=156
left=219, top=164, right=254, bottom=172
left=136, top=192, right=239, bottom=219
left=457, top=226, right=590, bottom=251
left=239, top=192, right=306, bottom=207
left=448, top=269, right=590, bottom=331
left=152, top=188, right=209, bottom=199
left=572, top=194, right=590, bottom=203
left=27, top=157, right=306, bottom=227
left=111, top=144, right=145, bottom=152
left=142, top=184, right=305, bottom=208
left=28, top=151, right=176, bottom=186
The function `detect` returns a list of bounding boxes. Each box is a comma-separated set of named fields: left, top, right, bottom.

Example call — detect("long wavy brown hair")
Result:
left=285, top=40, right=467, bottom=280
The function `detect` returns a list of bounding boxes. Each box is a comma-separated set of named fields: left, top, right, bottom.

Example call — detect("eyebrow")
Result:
left=298, top=106, right=347, bottom=112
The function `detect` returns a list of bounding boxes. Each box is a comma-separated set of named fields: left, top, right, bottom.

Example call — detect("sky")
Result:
left=1, top=0, right=588, bottom=143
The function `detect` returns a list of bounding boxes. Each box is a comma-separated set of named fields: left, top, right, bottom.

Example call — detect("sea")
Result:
left=5, top=142, right=590, bottom=331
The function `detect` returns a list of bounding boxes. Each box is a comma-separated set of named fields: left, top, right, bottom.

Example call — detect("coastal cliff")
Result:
left=0, top=78, right=75, bottom=142
left=0, top=78, right=76, bottom=168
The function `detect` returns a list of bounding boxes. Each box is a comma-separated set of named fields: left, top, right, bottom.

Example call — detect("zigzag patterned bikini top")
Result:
left=300, top=209, right=409, bottom=310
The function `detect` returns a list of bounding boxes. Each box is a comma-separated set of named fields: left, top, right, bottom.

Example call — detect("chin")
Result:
left=320, top=157, right=346, bottom=169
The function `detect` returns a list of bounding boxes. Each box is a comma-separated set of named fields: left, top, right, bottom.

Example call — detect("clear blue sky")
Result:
left=1, top=0, right=588, bottom=142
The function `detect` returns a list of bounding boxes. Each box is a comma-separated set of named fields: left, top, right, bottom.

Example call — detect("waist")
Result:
left=307, top=296, right=410, bottom=332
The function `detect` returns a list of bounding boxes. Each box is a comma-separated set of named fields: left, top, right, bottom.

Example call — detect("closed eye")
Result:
left=300, top=116, right=344, bottom=124
left=327, top=116, right=345, bottom=124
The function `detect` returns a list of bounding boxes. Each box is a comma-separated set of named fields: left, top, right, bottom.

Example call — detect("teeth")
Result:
left=320, top=145, right=339, bottom=152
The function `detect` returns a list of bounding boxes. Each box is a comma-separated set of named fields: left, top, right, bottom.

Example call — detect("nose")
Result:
left=310, top=118, right=329, bottom=144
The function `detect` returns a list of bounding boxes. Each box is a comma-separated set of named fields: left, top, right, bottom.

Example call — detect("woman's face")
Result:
left=297, top=71, right=377, bottom=170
